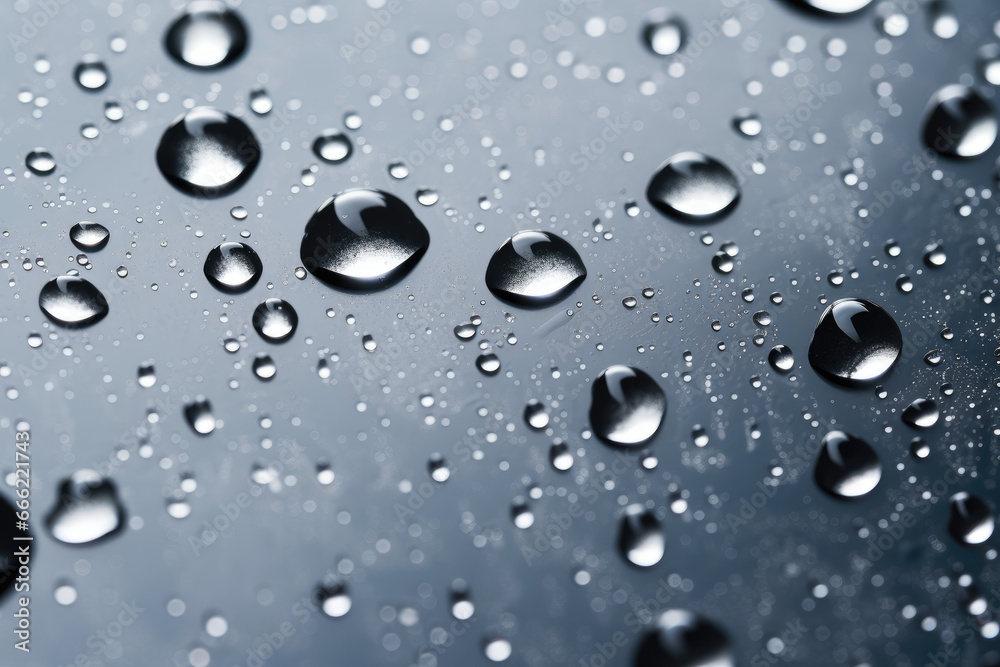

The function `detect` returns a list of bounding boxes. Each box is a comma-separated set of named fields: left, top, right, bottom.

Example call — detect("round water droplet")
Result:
left=808, top=298, right=902, bottom=385
left=902, top=398, right=939, bottom=429
left=768, top=345, right=794, bottom=373
left=711, top=252, right=734, bottom=274
left=249, top=89, right=272, bottom=115
left=647, top=152, right=739, bottom=221
left=922, top=84, right=997, bottom=158
left=164, top=0, right=248, bottom=69
left=635, top=609, right=734, bottom=667
left=814, top=431, right=881, bottom=498
left=550, top=443, right=574, bottom=471
left=45, top=470, right=125, bottom=544
left=74, top=57, right=109, bottom=91
left=300, top=189, right=429, bottom=290
left=485, top=230, right=586, bottom=307
left=977, top=44, right=1000, bottom=85
left=388, top=162, right=409, bottom=179
left=948, top=492, right=995, bottom=545
left=590, top=365, right=666, bottom=447
left=252, top=354, right=276, bottom=381
left=26, top=149, right=56, bottom=176
left=924, top=242, right=947, bottom=267
left=733, top=109, right=762, bottom=137
left=483, top=637, right=512, bottom=663
left=69, top=222, right=110, bottom=251
left=185, top=397, right=216, bottom=435
left=156, top=106, right=261, bottom=198
left=524, top=401, right=550, bottom=429
left=317, top=582, right=352, bottom=618
left=450, top=580, right=475, bottom=620
left=313, top=130, right=353, bottom=164
left=910, top=438, right=930, bottom=459
left=928, top=0, right=959, bottom=39
left=511, top=497, right=534, bottom=528
left=477, top=353, right=501, bottom=376
left=428, top=454, right=450, bottom=482
left=39, top=276, right=109, bottom=327
left=204, top=241, right=262, bottom=293
left=642, top=10, right=686, bottom=56
left=252, top=298, right=297, bottom=342
left=619, top=504, right=665, bottom=567
left=138, top=363, right=156, bottom=388
left=454, top=322, right=476, bottom=340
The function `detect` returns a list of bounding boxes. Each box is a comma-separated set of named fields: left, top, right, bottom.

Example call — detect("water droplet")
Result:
left=450, top=580, right=475, bottom=620
left=45, top=470, right=125, bottom=544
left=922, top=85, right=997, bottom=158
left=184, top=397, right=216, bottom=435
left=485, top=231, right=586, bottom=307
left=249, top=89, right=272, bottom=115
left=252, top=354, right=276, bottom=381
left=910, top=438, right=930, bottom=459
left=808, top=298, right=902, bottom=385
left=635, top=609, right=734, bottom=667
left=901, top=398, right=939, bottom=429
left=768, top=345, right=794, bottom=373
left=623, top=296, right=638, bottom=309
left=642, top=10, right=686, bottom=56
left=204, top=242, right=262, bottom=293
left=477, top=353, right=501, bottom=376
left=138, top=363, right=156, bottom=388
left=167, top=499, right=192, bottom=519
left=74, top=57, right=109, bottom=91
left=26, top=149, right=56, bottom=176
left=316, top=581, right=352, bottom=618
left=252, top=298, right=298, bottom=342
left=524, top=401, right=550, bottom=429
left=928, top=0, right=959, bottom=39
left=753, top=311, right=772, bottom=327
left=416, top=189, right=439, bottom=206
left=814, top=431, right=881, bottom=498
left=483, top=637, right=512, bottom=662
left=313, top=130, right=353, bottom=164
left=165, top=1, right=248, bottom=69
left=388, top=162, right=410, bottom=179
left=39, top=276, right=109, bottom=327
left=896, top=275, right=913, bottom=293
left=428, top=454, right=450, bottom=482
left=977, top=44, right=1000, bottom=85
left=923, top=242, right=947, bottom=267
left=647, top=152, right=739, bottom=221
left=948, top=492, right=995, bottom=545
left=618, top=504, right=665, bottom=567
left=590, top=365, right=666, bottom=447
left=454, top=322, right=476, bottom=340
left=550, top=443, right=574, bottom=471
left=733, top=109, right=762, bottom=137
left=300, top=189, right=429, bottom=290
left=69, top=222, right=110, bottom=251
left=511, top=497, right=534, bottom=528
left=711, top=252, right=734, bottom=274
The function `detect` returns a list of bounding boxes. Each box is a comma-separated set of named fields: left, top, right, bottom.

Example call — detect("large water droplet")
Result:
left=814, top=431, right=881, bottom=498
left=948, top=492, right=995, bottom=545
left=300, top=189, right=429, bottom=290
left=69, top=222, right=110, bottom=251
left=39, top=276, right=109, bottom=327
left=618, top=504, right=665, bottom=567
left=635, top=609, right=734, bottom=667
left=204, top=241, right=262, bottom=293
left=164, top=0, right=248, bottom=69
left=901, top=398, right=939, bottom=429
left=312, top=130, right=353, bottom=164
left=45, top=470, right=125, bottom=545
left=485, top=231, right=586, bottom=307
left=185, top=397, right=216, bottom=435
left=26, top=149, right=56, bottom=176
left=590, top=365, right=666, bottom=447
left=922, top=84, right=997, bottom=158
left=252, top=298, right=298, bottom=342
left=647, top=152, right=739, bottom=221
left=156, top=106, right=261, bottom=197
left=808, top=298, right=902, bottom=385
left=768, top=345, right=794, bottom=373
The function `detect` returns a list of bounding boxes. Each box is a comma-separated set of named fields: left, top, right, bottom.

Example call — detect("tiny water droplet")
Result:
left=524, top=401, right=550, bottom=429
left=316, top=581, right=352, bottom=618
left=477, top=353, right=501, bottom=376
left=642, top=10, right=686, bottom=56
left=249, top=89, right=272, bottom=115
left=814, top=431, right=881, bottom=499
left=74, top=57, right=109, bottom=91
left=550, top=442, right=574, bottom=471
left=138, top=363, right=156, bottom=388
left=252, top=354, right=276, bottom=381
left=428, top=454, right=451, bottom=483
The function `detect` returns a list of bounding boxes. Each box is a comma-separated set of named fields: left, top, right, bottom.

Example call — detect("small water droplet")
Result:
left=138, top=363, right=156, bottom=388
left=483, top=637, right=512, bottom=662
left=204, top=242, right=262, bottom=293
left=313, top=130, right=353, bottom=164
left=185, top=397, right=217, bottom=435
left=618, top=504, right=665, bottom=567
left=252, top=298, right=298, bottom=342
left=808, top=298, right=902, bottom=385
left=249, top=89, right=272, bottom=115
left=317, top=581, right=352, bottom=618
left=647, top=152, right=740, bottom=221
left=642, top=10, right=686, bottom=56
left=252, top=354, right=276, bottom=381
left=485, top=231, right=586, bottom=307
left=428, top=454, right=451, bottom=483
left=69, top=222, right=110, bottom=251
left=477, top=353, right=501, bottom=376
left=814, top=430, right=881, bottom=498
left=550, top=442, right=574, bottom=471
left=733, top=109, right=762, bottom=137
left=524, top=401, right=550, bottom=429
left=74, top=56, right=109, bottom=91
left=454, top=322, right=476, bottom=340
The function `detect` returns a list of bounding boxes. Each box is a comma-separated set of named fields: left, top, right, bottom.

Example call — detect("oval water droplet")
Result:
left=204, top=241, right=262, bottom=293
left=26, top=149, right=56, bottom=176
left=252, top=354, right=276, bottom=381
left=74, top=57, right=109, bottom=91
left=312, top=130, right=353, bottom=164
left=316, top=581, right=352, bottom=618
left=184, top=397, right=216, bottom=435
left=477, top=353, right=501, bottom=376
left=156, top=106, right=261, bottom=197
left=550, top=442, right=574, bottom=471
left=902, top=398, right=939, bottom=428
left=300, top=189, right=429, bottom=290
left=635, top=609, right=734, bottom=667
left=164, top=0, right=248, bottom=69
left=69, top=222, right=110, bottom=251
left=922, top=84, right=997, bottom=158
left=948, top=492, right=995, bottom=545
left=252, top=298, right=298, bottom=342
left=647, top=152, right=739, bottom=221
left=814, top=430, right=881, bottom=498
left=428, top=454, right=451, bottom=483
left=39, top=276, right=109, bottom=327
left=808, top=298, right=902, bottom=385
left=618, top=504, right=664, bottom=568
left=590, top=365, right=666, bottom=447
left=45, top=470, right=125, bottom=545
left=485, top=230, right=586, bottom=307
